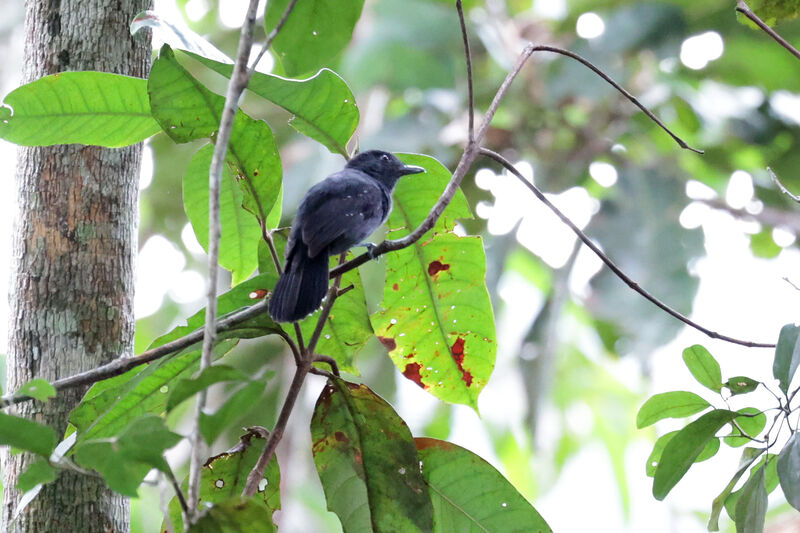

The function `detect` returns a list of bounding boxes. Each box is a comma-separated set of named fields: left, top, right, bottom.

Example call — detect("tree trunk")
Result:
left=2, top=1, right=151, bottom=531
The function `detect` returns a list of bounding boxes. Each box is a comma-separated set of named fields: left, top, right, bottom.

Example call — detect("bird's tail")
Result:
left=269, top=242, right=329, bottom=323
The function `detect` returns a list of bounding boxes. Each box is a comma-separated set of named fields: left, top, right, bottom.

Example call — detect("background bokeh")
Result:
left=3, top=0, right=800, bottom=531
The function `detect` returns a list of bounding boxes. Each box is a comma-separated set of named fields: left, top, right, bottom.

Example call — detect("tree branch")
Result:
left=769, top=167, right=800, bottom=204
left=736, top=0, right=800, bottom=62
left=331, top=43, right=702, bottom=279
left=479, top=147, right=775, bottom=349
left=0, top=300, right=272, bottom=408
left=456, top=0, right=474, bottom=143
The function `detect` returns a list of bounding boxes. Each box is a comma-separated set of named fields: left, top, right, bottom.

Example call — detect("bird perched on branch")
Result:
left=269, top=150, right=425, bottom=323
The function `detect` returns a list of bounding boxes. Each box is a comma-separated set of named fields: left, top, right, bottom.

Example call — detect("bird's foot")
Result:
left=359, top=242, right=379, bottom=259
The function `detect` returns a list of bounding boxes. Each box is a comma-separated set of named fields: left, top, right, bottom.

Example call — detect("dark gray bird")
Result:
left=269, top=150, right=425, bottom=323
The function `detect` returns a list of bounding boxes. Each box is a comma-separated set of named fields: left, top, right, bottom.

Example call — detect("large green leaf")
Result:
left=734, top=463, right=767, bottom=533
left=773, top=323, right=800, bottom=394
left=184, top=144, right=261, bottom=284
left=310, top=378, right=433, bottom=533
left=371, top=154, right=494, bottom=409
left=0, top=72, right=160, bottom=147
left=185, top=53, right=358, bottom=157
left=653, top=409, right=738, bottom=500
left=0, top=412, right=56, bottom=457
left=778, top=431, right=800, bottom=511
left=74, top=415, right=181, bottom=496
left=199, top=380, right=268, bottom=445
left=682, top=345, right=722, bottom=393
left=168, top=430, right=280, bottom=532
left=708, top=447, right=764, bottom=531
left=724, top=454, right=779, bottom=521
left=636, top=391, right=711, bottom=429
left=264, top=0, right=365, bottom=77
left=295, top=254, right=372, bottom=374
left=416, top=438, right=551, bottom=533
left=646, top=431, right=719, bottom=477
left=166, top=365, right=249, bottom=412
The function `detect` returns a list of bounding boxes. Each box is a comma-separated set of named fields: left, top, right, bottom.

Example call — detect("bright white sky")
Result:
left=2, top=2, right=799, bottom=531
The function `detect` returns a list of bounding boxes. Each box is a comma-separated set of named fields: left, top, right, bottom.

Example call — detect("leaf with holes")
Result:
left=653, top=409, right=738, bottom=500
left=371, top=154, right=493, bottom=409
left=185, top=52, right=358, bottom=158
left=416, top=438, right=551, bottom=532
left=636, top=391, right=711, bottom=429
left=168, top=430, right=280, bottom=532
left=682, top=345, right=722, bottom=393
left=311, top=378, right=433, bottom=533
left=725, top=376, right=760, bottom=396
left=265, top=0, right=365, bottom=77
left=0, top=72, right=160, bottom=147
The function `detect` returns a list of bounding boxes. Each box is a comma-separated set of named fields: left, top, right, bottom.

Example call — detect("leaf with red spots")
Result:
left=416, top=438, right=552, bottom=532
left=310, top=379, right=433, bottom=533
left=165, top=429, right=280, bottom=532
left=371, top=154, right=495, bottom=410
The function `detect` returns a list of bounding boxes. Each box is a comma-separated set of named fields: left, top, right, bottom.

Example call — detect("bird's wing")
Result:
left=299, top=172, right=386, bottom=258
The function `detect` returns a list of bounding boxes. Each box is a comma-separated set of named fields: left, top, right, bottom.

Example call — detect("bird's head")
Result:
left=346, top=150, right=425, bottom=188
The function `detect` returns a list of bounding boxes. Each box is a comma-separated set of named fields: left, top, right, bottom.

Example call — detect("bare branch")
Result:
left=456, top=0, right=475, bottom=143
left=736, top=1, right=800, bottom=62
left=479, top=147, right=775, bottom=349
left=769, top=167, right=800, bottom=204
left=0, top=300, right=272, bottom=408
left=248, top=0, right=301, bottom=76
left=331, top=43, right=702, bottom=279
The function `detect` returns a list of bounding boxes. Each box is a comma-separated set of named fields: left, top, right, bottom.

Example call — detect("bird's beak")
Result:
left=401, top=165, right=425, bottom=176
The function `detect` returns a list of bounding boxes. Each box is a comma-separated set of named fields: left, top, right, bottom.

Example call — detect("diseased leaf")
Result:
left=778, top=431, right=800, bottom=511
left=773, top=323, right=800, bottom=394
left=734, top=463, right=767, bottom=533
left=0, top=72, right=159, bottom=147
left=265, top=0, right=365, bottom=77
left=372, top=154, right=493, bottom=409
left=682, top=345, right=722, bottom=393
left=186, top=53, right=358, bottom=157
left=708, top=447, right=764, bottom=531
left=653, top=410, right=738, bottom=500
left=310, top=378, right=433, bottom=533
left=0, top=412, right=56, bottom=457
left=416, top=438, right=551, bottom=532
left=725, top=376, right=760, bottom=396
left=636, top=391, right=711, bottom=429
left=168, top=430, right=280, bottom=532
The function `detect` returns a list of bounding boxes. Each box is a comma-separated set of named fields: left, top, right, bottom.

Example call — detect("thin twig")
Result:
left=247, top=0, right=301, bottom=77
left=330, top=43, right=702, bottom=279
left=0, top=300, right=272, bottom=408
left=736, top=0, right=800, bottom=62
left=313, top=355, right=340, bottom=377
left=165, top=466, right=190, bottom=525
left=768, top=167, right=800, bottom=204
left=479, top=147, right=775, bottom=349
left=456, top=0, right=475, bottom=143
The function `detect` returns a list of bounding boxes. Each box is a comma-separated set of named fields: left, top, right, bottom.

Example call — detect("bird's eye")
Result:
left=380, top=154, right=390, bottom=162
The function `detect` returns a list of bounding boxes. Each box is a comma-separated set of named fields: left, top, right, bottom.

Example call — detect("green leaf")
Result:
left=296, top=254, right=372, bottom=374
left=646, top=431, right=719, bottom=477
left=185, top=53, right=358, bottom=158
left=168, top=430, right=280, bottom=532
left=265, top=0, right=365, bottom=77
left=0, top=412, right=56, bottom=457
left=74, top=415, right=181, bottom=496
left=16, top=460, right=56, bottom=492
left=310, top=378, right=433, bottom=533
left=725, top=454, right=779, bottom=520
left=724, top=408, right=767, bottom=448
left=371, top=154, right=493, bottom=409
left=167, top=365, right=249, bottom=411
left=734, top=463, right=767, bottom=533
left=184, top=144, right=261, bottom=284
left=130, top=11, right=231, bottom=64
left=70, top=340, right=237, bottom=442
left=773, top=323, right=800, bottom=394
left=636, top=391, right=711, bottom=429
left=189, top=498, right=276, bottom=533
left=778, top=431, right=800, bottom=511
left=682, top=345, right=723, bottom=393
left=653, top=409, right=738, bottom=500
left=200, top=380, right=267, bottom=445
left=738, top=0, right=800, bottom=26
left=416, top=438, right=552, bottom=533
left=16, top=379, right=56, bottom=403
left=708, top=447, right=764, bottom=531
left=725, top=376, right=760, bottom=396
left=0, top=72, right=160, bottom=147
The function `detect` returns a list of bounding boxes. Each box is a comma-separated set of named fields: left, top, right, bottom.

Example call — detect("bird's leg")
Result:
left=358, top=242, right=379, bottom=259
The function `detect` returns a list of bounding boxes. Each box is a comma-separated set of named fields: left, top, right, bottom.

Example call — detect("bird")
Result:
left=268, top=150, right=425, bottom=323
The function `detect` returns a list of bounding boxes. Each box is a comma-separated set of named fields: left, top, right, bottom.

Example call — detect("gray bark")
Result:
left=2, top=1, right=151, bottom=531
